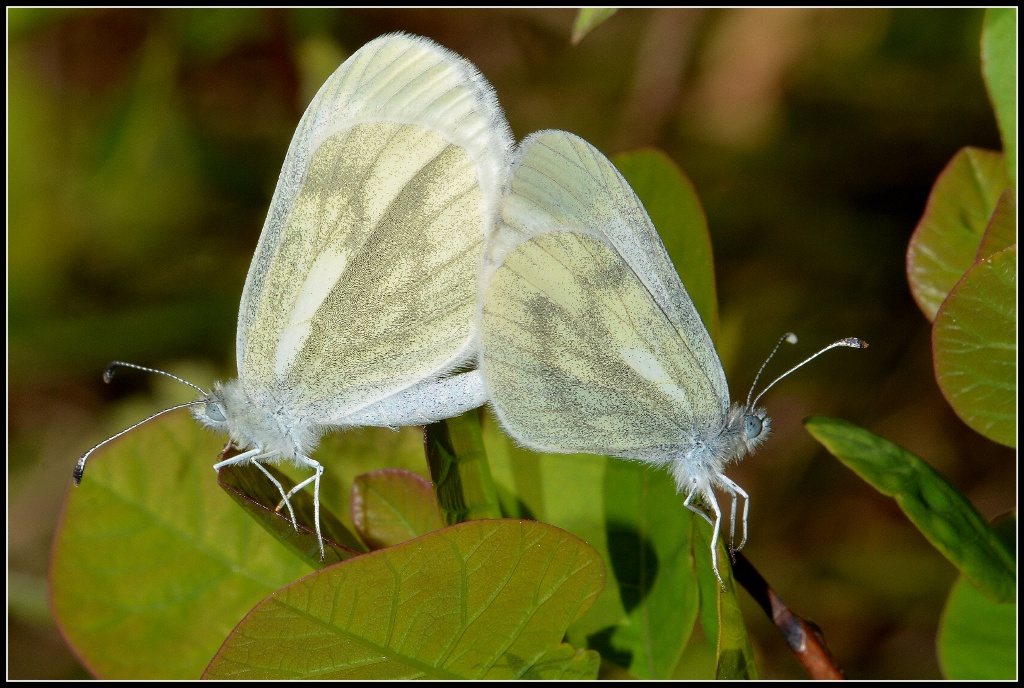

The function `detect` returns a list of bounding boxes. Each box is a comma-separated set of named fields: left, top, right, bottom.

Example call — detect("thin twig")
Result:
left=732, top=552, right=845, bottom=679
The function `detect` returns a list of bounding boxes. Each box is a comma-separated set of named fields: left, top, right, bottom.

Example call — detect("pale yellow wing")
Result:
left=487, top=130, right=728, bottom=408
left=481, top=230, right=726, bottom=462
left=238, top=33, right=512, bottom=421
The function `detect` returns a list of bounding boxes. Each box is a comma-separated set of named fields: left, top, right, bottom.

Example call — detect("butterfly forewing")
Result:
left=238, top=34, right=512, bottom=420
left=493, top=131, right=728, bottom=412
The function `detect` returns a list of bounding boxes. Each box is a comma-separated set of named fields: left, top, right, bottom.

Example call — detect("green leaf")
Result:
left=571, top=8, right=618, bottom=46
left=203, top=519, right=606, bottom=679
left=614, top=149, right=719, bottom=337
left=933, top=245, right=1016, bottom=447
left=312, top=424, right=433, bottom=522
left=51, top=412, right=312, bottom=679
left=481, top=413, right=702, bottom=679
left=937, top=512, right=1017, bottom=680
left=976, top=190, right=1017, bottom=261
left=714, top=596, right=759, bottom=680
left=981, top=8, right=1017, bottom=186
left=218, top=462, right=366, bottom=567
left=600, top=461, right=700, bottom=678
left=938, top=575, right=1017, bottom=679
left=907, top=147, right=1011, bottom=321
left=424, top=409, right=502, bottom=524
left=805, top=417, right=1015, bottom=603
left=691, top=520, right=758, bottom=679
left=351, top=468, right=445, bottom=549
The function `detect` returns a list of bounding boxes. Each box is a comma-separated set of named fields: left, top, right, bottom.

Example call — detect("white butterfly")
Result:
left=479, top=130, right=864, bottom=588
left=75, top=33, right=514, bottom=559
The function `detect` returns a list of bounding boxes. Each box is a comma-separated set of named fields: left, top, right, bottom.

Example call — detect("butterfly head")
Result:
left=723, top=403, right=772, bottom=464
left=191, top=382, right=232, bottom=434
left=191, top=379, right=263, bottom=452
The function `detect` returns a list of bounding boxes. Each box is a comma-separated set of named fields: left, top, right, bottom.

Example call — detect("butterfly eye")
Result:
left=743, top=414, right=763, bottom=440
left=205, top=403, right=226, bottom=423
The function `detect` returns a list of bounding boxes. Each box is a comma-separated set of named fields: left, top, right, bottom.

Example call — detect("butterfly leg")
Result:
left=683, top=483, right=726, bottom=590
left=728, top=486, right=738, bottom=552
left=281, top=456, right=325, bottom=561
left=719, top=475, right=749, bottom=552
left=682, top=481, right=716, bottom=527
left=251, top=461, right=301, bottom=533
left=213, top=450, right=300, bottom=533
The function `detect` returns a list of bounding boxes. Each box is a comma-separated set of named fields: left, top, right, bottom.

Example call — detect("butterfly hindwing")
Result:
left=482, top=229, right=725, bottom=462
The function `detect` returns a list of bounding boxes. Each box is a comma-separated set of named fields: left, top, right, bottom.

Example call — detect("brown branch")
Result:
left=732, top=551, right=845, bottom=679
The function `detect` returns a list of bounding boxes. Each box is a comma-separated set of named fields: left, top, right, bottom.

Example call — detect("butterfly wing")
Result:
left=238, top=33, right=512, bottom=421
left=487, top=131, right=720, bottom=373
left=480, top=131, right=729, bottom=461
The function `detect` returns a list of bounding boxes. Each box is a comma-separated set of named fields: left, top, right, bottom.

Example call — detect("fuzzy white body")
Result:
left=196, top=379, right=318, bottom=462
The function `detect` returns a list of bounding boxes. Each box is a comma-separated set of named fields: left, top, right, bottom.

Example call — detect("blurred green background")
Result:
left=8, top=8, right=1014, bottom=679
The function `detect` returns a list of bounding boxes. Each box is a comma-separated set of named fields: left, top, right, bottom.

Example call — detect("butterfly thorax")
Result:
left=668, top=402, right=771, bottom=495
left=191, top=378, right=321, bottom=461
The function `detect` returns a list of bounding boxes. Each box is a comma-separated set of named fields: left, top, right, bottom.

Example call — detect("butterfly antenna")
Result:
left=73, top=402, right=204, bottom=485
left=750, top=337, right=868, bottom=409
left=104, top=361, right=208, bottom=396
left=745, top=333, right=799, bottom=408
left=73, top=362, right=211, bottom=485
